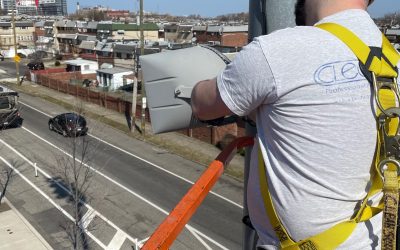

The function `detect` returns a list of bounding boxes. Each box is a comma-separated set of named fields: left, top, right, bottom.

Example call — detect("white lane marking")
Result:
left=20, top=124, right=229, bottom=249
left=80, top=208, right=96, bottom=230
left=106, top=230, right=126, bottom=250
left=19, top=126, right=227, bottom=249
left=0, top=156, right=74, bottom=221
left=186, top=229, right=230, bottom=250
left=21, top=127, right=170, bottom=214
left=19, top=100, right=243, bottom=209
left=0, top=138, right=138, bottom=248
left=187, top=227, right=213, bottom=250
left=0, top=156, right=107, bottom=249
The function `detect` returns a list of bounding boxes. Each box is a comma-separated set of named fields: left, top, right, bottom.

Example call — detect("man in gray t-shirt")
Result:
left=191, top=0, right=400, bottom=249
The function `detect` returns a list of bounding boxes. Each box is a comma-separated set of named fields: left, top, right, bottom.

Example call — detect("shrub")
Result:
left=55, top=60, right=61, bottom=66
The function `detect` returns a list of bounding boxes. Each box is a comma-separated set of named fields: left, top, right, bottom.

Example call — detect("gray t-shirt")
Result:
left=217, top=9, right=400, bottom=249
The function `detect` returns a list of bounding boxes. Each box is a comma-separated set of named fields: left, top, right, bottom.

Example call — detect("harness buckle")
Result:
left=378, top=158, right=400, bottom=179
left=372, top=72, right=400, bottom=118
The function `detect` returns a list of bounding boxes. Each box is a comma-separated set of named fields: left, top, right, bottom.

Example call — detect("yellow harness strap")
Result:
left=258, top=23, right=400, bottom=249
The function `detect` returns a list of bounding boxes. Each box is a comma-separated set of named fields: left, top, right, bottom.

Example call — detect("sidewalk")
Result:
left=0, top=199, right=52, bottom=250
left=4, top=79, right=245, bottom=180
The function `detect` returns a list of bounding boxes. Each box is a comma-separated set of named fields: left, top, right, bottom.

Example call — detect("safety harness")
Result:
left=258, top=23, right=400, bottom=249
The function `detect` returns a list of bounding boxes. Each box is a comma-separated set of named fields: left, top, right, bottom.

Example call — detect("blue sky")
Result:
left=368, top=0, right=400, bottom=17
left=70, top=0, right=399, bottom=18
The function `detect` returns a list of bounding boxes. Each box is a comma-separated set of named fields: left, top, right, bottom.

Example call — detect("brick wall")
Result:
left=221, top=33, right=248, bottom=47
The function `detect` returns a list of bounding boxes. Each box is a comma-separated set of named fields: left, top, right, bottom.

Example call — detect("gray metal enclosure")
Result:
left=142, top=46, right=228, bottom=134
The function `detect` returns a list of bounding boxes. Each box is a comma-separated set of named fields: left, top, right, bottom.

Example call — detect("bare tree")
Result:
left=0, top=166, right=14, bottom=205
left=49, top=103, right=99, bottom=250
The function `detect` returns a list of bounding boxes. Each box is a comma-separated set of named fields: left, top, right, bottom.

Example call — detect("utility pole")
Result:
left=11, top=0, right=20, bottom=85
left=139, top=0, right=146, bottom=135
left=130, top=49, right=138, bottom=133
left=243, top=1, right=295, bottom=249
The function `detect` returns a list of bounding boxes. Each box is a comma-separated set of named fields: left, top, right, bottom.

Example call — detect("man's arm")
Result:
left=191, top=78, right=233, bottom=121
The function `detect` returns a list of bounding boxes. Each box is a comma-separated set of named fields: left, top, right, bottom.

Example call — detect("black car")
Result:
left=27, top=61, right=45, bottom=71
left=48, top=113, right=88, bottom=137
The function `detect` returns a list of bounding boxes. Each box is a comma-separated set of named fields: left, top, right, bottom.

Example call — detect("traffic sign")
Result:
left=13, top=55, right=20, bottom=63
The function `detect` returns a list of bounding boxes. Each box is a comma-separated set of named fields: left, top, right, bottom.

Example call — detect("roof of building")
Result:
left=97, top=23, right=159, bottom=31
left=0, top=22, right=11, bottom=27
left=56, top=33, right=77, bottom=39
left=95, top=42, right=113, bottom=52
left=207, top=26, right=223, bottom=33
left=178, top=25, right=193, bottom=32
left=114, top=44, right=136, bottom=53
left=35, top=21, right=45, bottom=27
left=55, top=20, right=76, bottom=28
left=97, top=67, right=134, bottom=75
left=44, top=21, right=54, bottom=27
left=77, top=34, right=89, bottom=41
left=386, top=29, right=400, bottom=36
left=16, top=22, right=34, bottom=27
left=87, top=35, right=97, bottom=41
left=79, top=40, right=96, bottom=50
left=163, top=24, right=178, bottom=31
left=223, top=25, right=248, bottom=33
left=76, top=22, right=88, bottom=28
left=87, top=21, right=98, bottom=29
left=65, top=59, right=98, bottom=66
left=193, top=26, right=207, bottom=31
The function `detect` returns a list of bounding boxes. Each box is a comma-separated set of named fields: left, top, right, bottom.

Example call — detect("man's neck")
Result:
left=307, top=1, right=367, bottom=25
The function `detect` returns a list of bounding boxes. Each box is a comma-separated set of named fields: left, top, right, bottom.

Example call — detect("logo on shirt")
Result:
left=314, top=60, right=366, bottom=86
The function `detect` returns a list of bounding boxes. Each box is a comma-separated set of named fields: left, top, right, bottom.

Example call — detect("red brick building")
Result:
left=106, top=10, right=130, bottom=20
left=194, top=25, right=248, bottom=48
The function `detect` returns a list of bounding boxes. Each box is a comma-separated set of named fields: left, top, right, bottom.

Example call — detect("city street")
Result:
left=0, top=88, right=244, bottom=249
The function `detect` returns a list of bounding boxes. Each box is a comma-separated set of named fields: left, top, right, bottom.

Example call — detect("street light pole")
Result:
left=11, top=0, right=20, bottom=85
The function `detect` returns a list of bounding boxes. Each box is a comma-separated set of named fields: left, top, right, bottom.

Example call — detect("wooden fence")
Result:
left=28, top=70, right=241, bottom=145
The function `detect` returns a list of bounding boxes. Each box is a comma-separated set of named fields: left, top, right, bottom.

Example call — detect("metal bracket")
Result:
left=380, top=108, right=400, bottom=159
left=174, top=85, right=193, bottom=99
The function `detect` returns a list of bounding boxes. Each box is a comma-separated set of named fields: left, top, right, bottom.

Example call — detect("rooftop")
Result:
left=97, top=67, right=134, bottom=74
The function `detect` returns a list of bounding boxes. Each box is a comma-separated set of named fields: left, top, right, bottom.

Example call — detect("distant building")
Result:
left=106, top=10, right=130, bottom=20
left=386, top=28, right=400, bottom=43
left=96, top=67, right=134, bottom=90
left=97, top=23, right=159, bottom=42
left=65, top=59, right=98, bottom=74
left=163, top=23, right=193, bottom=43
left=194, top=25, right=248, bottom=48
left=0, top=21, right=35, bottom=50
left=38, top=0, right=67, bottom=16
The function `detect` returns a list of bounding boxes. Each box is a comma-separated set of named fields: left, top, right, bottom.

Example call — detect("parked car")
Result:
left=27, top=61, right=45, bottom=71
left=0, top=87, right=23, bottom=128
left=0, top=54, right=4, bottom=61
left=48, top=113, right=88, bottom=137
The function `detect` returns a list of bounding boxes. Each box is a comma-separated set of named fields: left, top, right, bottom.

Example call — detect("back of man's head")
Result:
left=295, top=0, right=371, bottom=26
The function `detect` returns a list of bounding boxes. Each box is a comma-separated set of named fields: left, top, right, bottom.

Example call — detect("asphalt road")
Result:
left=0, top=59, right=28, bottom=78
left=0, top=90, right=244, bottom=249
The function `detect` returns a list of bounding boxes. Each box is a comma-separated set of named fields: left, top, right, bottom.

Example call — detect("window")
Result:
left=0, top=97, right=10, bottom=109
left=126, top=54, right=132, bottom=59
left=116, top=52, right=122, bottom=58
left=84, top=65, right=90, bottom=70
